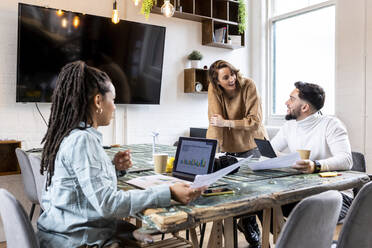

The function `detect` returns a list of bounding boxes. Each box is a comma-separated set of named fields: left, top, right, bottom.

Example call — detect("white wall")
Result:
left=0, top=0, right=250, bottom=149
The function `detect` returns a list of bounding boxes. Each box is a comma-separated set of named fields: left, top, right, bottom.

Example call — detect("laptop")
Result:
left=254, top=138, right=277, bottom=158
left=172, top=137, right=217, bottom=181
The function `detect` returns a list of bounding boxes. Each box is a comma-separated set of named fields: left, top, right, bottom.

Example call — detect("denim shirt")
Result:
left=37, top=126, right=171, bottom=248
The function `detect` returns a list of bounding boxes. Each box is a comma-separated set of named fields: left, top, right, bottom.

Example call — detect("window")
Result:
left=268, top=0, right=335, bottom=119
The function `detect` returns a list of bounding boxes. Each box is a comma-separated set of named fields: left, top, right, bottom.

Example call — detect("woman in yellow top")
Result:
left=207, top=60, right=267, bottom=247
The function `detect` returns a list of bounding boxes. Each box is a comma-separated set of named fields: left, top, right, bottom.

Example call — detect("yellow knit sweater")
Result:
left=206, top=78, right=267, bottom=153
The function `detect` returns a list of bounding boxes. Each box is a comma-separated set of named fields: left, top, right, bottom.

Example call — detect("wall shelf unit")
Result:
left=184, top=68, right=209, bottom=93
left=152, top=0, right=245, bottom=49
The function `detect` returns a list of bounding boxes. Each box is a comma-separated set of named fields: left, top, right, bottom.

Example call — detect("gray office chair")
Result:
left=15, top=148, right=45, bottom=220
left=275, top=190, right=342, bottom=248
left=336, top=181, right=372, bottom=248
left=0, top=188, right=40, bottom=248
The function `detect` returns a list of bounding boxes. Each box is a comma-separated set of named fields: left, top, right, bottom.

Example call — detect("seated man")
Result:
left=271, top=81, right=353, bottom=220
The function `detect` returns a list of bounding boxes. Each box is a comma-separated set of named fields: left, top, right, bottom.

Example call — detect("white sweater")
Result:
left=271, top=113, right=352, bottom=171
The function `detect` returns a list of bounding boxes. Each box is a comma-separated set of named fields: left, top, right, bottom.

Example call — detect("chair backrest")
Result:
left=276, top=190, right=342, bottom=248
left=28, top=154, right=45, bottom=206
left=0, top=188, right=40, bottom=248
left=351, top=151, right=366, bottom=172
left=15, top=148, right=38, bottom=204
left=337, top=181, right=372, bottom=248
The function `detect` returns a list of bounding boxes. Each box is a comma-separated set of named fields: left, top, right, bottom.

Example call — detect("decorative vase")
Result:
left=190, top=60, right=200, bottom=68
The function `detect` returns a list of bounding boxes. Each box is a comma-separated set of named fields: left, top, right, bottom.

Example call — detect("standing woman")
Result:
left=37, top=61, right=204, bottom=248
left=207, top=60, right=267, bottom=247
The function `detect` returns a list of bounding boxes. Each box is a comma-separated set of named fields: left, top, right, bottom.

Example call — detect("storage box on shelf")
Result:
left=151, top=0, right=245, bottom=49
left=184, top=68, right=209, bottom=93
left=0, top=140, right=21, bottom=176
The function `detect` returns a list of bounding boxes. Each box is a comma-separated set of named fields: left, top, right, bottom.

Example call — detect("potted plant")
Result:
left=141, top=0, right=156, bottom=19
left=238, top=0, right=246, bottom=34
left=188, top=50, right=203, bottom=68
left=227, top=36, right=232, bottom=45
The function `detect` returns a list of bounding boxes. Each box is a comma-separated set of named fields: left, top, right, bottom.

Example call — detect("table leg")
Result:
left=224, top=217, right=234, bottom=248
left=207, top=220, right=223, bottom=248
left=273, top=206, right=284, bottom=243
left=262, top=208, right=271, bottom=248
left=189, top=228, right=199, bottom=247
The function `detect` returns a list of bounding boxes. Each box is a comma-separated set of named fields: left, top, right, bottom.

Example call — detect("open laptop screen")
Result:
left=172, top=137, right=217, bottom=181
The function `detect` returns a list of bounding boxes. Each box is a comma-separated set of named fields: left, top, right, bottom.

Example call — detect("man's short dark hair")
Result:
left=294, top=81, right=325, bottom=111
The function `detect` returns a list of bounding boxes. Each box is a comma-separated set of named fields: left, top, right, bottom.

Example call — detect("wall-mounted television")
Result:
left=17, top=3, right=166, bottom=104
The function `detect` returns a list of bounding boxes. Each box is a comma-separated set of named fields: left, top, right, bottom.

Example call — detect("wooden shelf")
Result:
left=151, top=0, right=245, bottom=49
left=0, top=140, right=21, bottom=176
left=184, top=68, right=209, bottom=93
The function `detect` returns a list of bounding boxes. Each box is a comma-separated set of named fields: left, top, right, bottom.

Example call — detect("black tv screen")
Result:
left=17, top=3, right=166, bottom=104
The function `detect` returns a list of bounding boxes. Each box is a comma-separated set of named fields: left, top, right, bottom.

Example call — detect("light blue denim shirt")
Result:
left=37, top=125, right=171, bottom=248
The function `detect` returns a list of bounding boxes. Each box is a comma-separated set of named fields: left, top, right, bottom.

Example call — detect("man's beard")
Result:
left=285, top=107, right=301, bottom=120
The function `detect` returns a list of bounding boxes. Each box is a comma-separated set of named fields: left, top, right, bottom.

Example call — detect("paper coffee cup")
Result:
left=297, top=150, right=311, bottom=160
left=153, top=153, right=168, bottom=173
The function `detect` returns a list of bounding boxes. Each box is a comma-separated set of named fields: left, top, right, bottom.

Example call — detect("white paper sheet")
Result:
left=248, top=152, right=300, bottom=171
left=126, top=174, right=190, bottom=189
left=191, top=156, right=252, bottom=188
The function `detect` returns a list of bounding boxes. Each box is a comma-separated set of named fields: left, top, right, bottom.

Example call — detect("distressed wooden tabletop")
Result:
left=28, top=144, right=370, bottom=234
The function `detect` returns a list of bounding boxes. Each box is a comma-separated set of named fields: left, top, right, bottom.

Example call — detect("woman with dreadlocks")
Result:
left=37, top=61, right=205, bottom=248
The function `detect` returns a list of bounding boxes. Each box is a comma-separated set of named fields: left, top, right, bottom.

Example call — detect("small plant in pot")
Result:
left=188, top=50, right=203, bottom=68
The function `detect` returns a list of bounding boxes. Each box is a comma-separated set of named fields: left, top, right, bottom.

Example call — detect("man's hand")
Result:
left=113, top=149, right=132, bottom=171
left=169, top=183, right=207, bottom=205
left=292, top=159, right=315, bottom=174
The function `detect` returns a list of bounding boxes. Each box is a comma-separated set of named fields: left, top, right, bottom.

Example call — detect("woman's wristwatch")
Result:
left=313, top=160, right=321, bottom=173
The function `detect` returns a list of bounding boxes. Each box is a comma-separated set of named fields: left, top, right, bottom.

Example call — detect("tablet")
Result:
left=172, top=137, right=217, bottom=181
left=254, top=138, right=277, bottom=158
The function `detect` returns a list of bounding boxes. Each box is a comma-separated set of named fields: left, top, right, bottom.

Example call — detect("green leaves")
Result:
left=238, top=0, right=246, bottom=34
left=141, top=0, right=157, bottom=19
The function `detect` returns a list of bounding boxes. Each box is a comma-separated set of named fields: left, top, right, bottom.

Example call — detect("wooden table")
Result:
left=29, top=144, right=371, bottom=248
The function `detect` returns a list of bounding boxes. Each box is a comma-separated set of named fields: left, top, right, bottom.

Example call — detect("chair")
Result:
left=349, top=151, right=366, bottom=197
left=15, top=148, right=45, bottom=220
left=0, top=188, right=40, bottom=248
left=275, top=190, right=342, bottom=248
left=335, top=181, right=372, bottom=248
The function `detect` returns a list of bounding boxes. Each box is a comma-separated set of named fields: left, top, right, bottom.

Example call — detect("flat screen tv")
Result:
left=17, top=3, right=166, bottom=104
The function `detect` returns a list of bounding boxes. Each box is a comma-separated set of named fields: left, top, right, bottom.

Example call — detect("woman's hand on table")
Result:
left=113, top=149, right=132, bottom=171
left=169, top=183, right=207, bottom=204
left=292, top=159, right=315, bottom=174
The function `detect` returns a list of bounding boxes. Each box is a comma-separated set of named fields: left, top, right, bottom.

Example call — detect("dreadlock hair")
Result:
left=41, top=61, right=111, bottom=188
left=208, top=60, right=244, bottom=96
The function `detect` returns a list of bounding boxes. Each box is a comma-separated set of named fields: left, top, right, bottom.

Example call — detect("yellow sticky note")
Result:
left=319, top=172, right=339, bottom=177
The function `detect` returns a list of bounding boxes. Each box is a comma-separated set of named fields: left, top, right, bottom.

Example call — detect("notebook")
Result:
left=254, top=138, right=277, bottom=158
left=172, top=137, right=218, bottom=181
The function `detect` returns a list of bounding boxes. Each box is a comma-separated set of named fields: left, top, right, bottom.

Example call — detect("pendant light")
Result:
left=133, top=0, right=141, bottom=6
left=112, top=0, right=120, bottom=24
left=161, top=0, right=175, bottom=18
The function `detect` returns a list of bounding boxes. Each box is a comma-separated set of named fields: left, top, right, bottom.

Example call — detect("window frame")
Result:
left=265, top=0, right=336, bottom=125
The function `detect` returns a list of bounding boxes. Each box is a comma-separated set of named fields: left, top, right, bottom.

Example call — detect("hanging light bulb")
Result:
left=133, top=0, right=141, bottom=6
left=73, top=16, right=80, bottom=28
left=56, top=9, right=64, bottom=16
left=61, top=17, right=68, bottom=28
left=161, top=0, right=175, bottom=18
left=112, top=0, right=120, bottom=24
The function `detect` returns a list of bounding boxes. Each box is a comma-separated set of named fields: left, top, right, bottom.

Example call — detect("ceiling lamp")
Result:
left=161, top=0, right=175, bottom=18
left=112, top=0, right=120, bottom=24
left=133, top=0, right=141, bottom=6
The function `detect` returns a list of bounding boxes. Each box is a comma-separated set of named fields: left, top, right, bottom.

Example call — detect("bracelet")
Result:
left=313, top=160, right=321, bottom=173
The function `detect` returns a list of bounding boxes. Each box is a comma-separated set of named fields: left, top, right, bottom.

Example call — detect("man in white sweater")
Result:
left=271, top=81, right=353, bottom=220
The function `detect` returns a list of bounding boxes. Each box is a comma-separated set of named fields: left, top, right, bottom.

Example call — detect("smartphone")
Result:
left=202, top=187, right=234, bottom=196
